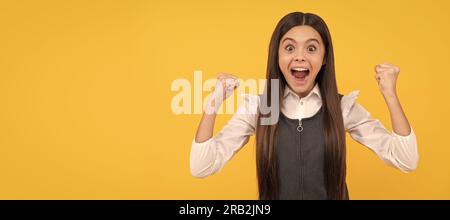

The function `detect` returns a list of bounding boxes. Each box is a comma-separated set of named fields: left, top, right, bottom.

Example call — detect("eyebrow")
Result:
left=281, top=37, right=320, bottom=44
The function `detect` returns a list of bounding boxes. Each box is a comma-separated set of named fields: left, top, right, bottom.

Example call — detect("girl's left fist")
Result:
left=374, top=62, right=400, bottom=96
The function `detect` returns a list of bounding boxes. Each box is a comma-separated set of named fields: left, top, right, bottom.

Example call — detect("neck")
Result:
left=295, top=84, right=316, bottom=98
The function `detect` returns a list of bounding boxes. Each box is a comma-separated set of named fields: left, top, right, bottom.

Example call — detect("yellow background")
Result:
left=1, top=0, right=449, bottom=199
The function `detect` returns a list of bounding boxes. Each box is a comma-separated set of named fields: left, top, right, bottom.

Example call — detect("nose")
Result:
left=294, top=51, right=306, bottom=62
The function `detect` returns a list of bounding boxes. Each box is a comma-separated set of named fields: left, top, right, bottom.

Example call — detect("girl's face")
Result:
left=278, top=25, right=326, bottom=97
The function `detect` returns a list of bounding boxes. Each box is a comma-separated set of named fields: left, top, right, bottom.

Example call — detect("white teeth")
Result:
left=292, top=67, right=309, bottom=71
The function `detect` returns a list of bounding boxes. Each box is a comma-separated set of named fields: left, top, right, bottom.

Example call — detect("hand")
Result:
left=204, top=73, right=239, bottom=114
left=374, top=62, right=400, bottom=97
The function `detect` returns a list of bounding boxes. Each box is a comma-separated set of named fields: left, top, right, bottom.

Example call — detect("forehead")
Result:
left=281, top=25, right=323, bottom=44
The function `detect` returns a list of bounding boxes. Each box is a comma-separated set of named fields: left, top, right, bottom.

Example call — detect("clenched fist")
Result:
left=204, top=73, right=240, bottom=114
left=374, top=62, right=400, bottom=97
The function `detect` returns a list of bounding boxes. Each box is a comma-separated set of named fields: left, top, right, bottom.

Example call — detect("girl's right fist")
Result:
left=216, top=73, right=239, bottom=102
left=204, top=73, right=240, bottom=114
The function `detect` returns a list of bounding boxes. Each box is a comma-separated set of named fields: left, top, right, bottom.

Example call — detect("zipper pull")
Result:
left=297, top=119, right=303, bottom=132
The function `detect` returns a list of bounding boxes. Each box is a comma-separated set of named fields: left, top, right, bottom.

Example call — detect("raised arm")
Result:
left=195, top=73, right=239, bottom=143
left=190, top=74, right=257, bottom=178
left=374, top=62, right=411, bottom=136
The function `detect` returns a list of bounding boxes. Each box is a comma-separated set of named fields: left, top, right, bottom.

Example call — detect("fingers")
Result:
left=377, top=62, right=393, bottom=67
left=374, top=70, right=397, bottom=83
left=217, top=73, right=237, bottom=80
left=375, top=64, right=391, bottom=72
left=375, top=62, right=400, bottom=73
left=375, top=69, right=399, bottom=77
left=217, top=73, right=239, bottom=89
left=205, top=73, right=240, bottom=114
left=213, top=73, right=240, bottom=103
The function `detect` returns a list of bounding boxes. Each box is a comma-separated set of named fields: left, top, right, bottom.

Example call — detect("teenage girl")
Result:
left=190, top=12, right=418, bottom=200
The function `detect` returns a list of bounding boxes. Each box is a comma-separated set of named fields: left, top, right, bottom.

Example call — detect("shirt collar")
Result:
left=283, top=83, right=321, bottom=100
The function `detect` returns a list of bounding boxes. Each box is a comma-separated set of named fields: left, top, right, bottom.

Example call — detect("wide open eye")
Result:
left=307, top=45, right=317, bottom=52
left=285, top=44, right=295, bottom=52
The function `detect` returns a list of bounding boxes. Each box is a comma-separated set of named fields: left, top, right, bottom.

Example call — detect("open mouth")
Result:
left=290, top=67, right=310, bottom=83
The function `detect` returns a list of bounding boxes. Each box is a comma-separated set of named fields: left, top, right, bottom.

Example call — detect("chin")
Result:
left=289, top=81, right=314, bottom=96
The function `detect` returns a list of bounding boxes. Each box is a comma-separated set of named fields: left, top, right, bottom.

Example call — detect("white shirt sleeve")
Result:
left=341, top=91, right=419, bottom=173
left=189, top=94, right=258, bottom=178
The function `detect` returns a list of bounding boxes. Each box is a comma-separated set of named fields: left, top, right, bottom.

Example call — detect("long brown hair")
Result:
left=255, top=12, right=347, bottom=200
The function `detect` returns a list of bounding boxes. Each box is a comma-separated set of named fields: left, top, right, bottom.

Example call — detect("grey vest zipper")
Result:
left=297, top=119, right=303, bottom=132
left=297, top=119, right=304, bottom=199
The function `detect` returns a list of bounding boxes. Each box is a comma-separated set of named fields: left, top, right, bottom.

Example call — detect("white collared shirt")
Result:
left=190, top=84, right=419, bottom=178
left=282, top=83, right=323, bottom=120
